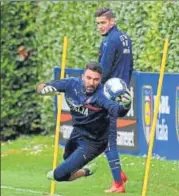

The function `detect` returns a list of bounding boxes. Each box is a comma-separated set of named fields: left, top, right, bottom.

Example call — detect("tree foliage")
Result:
left=1, top=1, right=41, bottom=140
left=110, top=1, right=179, bottom=72
left=1, top=1, right=179, bottom=140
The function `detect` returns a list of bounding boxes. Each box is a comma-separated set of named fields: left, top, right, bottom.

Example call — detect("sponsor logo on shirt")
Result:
left=66, top=97, right=88, bottom=116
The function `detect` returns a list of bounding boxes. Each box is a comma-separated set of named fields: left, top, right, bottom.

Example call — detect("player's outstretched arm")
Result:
left=36, top=83, right=60, bottom=96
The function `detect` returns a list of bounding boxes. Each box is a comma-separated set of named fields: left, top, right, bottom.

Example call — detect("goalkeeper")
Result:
left=36, top=62, right=131, bottom=183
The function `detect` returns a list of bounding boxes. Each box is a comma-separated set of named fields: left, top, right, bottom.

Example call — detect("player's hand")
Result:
left=115, top=89, right=131, bottom=108
left=40, top=85, right=60, bottom=96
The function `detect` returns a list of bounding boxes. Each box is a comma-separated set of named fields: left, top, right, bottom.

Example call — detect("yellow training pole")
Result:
left=50, top=36, right=68, bottom=196
left=142, top=39, right=169, bottom=196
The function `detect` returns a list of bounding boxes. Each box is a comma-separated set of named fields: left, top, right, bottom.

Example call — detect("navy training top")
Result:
left=99, top=25, right=133, bottom=86
left=47, top=77, right=129, bottom=141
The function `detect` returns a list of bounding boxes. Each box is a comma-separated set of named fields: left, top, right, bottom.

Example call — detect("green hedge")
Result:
left=35, top=1, right=110, bottom=133
left=110, top=1, right=179, bottom=72
left=1, top=1, right=179, bottom=140
left=1, top=2, right=42, bottom=140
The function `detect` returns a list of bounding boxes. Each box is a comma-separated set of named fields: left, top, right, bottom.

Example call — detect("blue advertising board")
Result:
left=136, top=72, right=179, bottom=160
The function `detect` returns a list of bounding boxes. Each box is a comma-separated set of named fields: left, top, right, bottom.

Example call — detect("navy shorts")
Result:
left=54, top=136, right=107, bottom=181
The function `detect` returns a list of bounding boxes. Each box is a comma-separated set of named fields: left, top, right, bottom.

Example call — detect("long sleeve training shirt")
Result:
left=47, top=77, right=129, bottom=141
left=99, top=25, right=133, bottom=87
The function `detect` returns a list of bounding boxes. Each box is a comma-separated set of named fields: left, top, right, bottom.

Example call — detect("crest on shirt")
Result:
left=103, top=42, right=108, bottom=47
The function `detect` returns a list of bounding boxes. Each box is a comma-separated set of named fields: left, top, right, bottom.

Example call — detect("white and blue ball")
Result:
left=103, top=77, right=128, bottom=100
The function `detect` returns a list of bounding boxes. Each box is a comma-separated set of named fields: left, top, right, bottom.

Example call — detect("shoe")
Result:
left=104, top=171, right=127, bottom=193
left=47, top=170, right=54, bottom=180
left=104, top=181, right=125, bottom=193
left=120, top=170, right=128, bottom=183
left=83, top=163, right=97, bottom=176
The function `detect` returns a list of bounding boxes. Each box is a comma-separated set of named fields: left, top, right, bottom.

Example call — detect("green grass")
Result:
left=1, top=135, right=179, bottom=196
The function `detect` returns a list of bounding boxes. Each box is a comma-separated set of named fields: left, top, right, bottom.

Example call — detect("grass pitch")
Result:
left=1, top=135, right=179, bottom=196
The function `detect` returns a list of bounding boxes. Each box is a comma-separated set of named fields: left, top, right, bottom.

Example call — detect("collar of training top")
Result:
left=102, top=25, right=117, bottom=36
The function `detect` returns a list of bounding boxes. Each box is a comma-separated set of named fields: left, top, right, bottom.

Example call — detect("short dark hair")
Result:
left=94, top=8, right=115, bottom=18
left=84, top=62, right=102, bottom=74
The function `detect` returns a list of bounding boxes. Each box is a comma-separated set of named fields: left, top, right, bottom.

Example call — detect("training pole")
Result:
left=50, top=36, right=68, bottom=196
left=141, top=39, right=169, bottom=196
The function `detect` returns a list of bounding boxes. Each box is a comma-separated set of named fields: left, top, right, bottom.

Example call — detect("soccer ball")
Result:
left=103, top=78, right=128, bottom=100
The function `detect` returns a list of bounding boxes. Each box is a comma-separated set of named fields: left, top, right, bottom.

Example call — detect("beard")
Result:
left=86, top=86, right=95, bottom=94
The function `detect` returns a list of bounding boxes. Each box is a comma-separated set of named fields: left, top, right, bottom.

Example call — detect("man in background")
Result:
left=94, top=8, right=133, bottom=193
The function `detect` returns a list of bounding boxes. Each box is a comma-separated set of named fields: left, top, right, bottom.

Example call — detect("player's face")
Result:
left=96, top=16, right=115, bottom=35
left=82, top=69, right=101, bottom=93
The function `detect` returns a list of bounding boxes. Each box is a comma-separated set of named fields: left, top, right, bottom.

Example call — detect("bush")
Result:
left=1, top=2, right=42, bottom=140
left=110, top=1, right=179, bottom=72
left=1, top=1, right=179, bottom=140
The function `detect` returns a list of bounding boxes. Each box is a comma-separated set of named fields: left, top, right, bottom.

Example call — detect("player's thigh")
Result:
left=81, top=138, right=108, bottom=162
left=108, top=116, right=117, bottom=139
left=106, top=115, right=118, bottom=150
left=63, top=138, right=78, bottom=160
left=109, top=115, right=117, bottom=132
left=54, top=139, right=107, bottom=181
left=54, top=142, right=95, bottom=180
